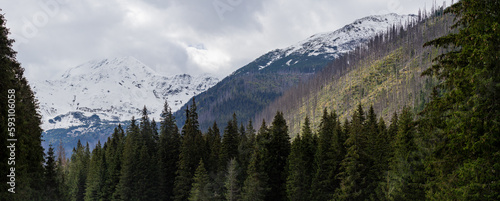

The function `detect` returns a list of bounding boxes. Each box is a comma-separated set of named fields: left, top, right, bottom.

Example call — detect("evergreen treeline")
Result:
left=0, top=12, right=48, bottom=200
left=1, top=0, right=498, bottom=200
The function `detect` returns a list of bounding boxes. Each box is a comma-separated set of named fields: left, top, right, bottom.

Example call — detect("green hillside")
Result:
left=257, top=12, right=453, bottom=137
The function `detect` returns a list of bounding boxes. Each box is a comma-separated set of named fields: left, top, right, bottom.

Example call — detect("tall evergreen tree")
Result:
left=67, top=140, right=90, bottom=201
left=174, top=99, right=206, bottom=201
left=266, top=111, right=291, bottom=201
left=335, top=104, right=369, bottom=200
left=158, top=101, right=181, bottom=201
left=386, top=107, right=425, bottom=200
left=188, top=160, right=210, bottom=201
left=205, top=122, right=221, bottom=174
left=286, top=117, right=317, bottom=201
left=237, top=120, right=256, bottom=187
left=45, top=145, right=62, bottom=200
left=104, top=125, right=124, bottom=200
left=311, top=109, right=338, bottom=201
left=422, top=0, right=500, bottom=199
left=0, top=12, right=45, bottom=200
left=242, top=120, right=270, bottom=201
left=84, top=141, right=106, bottom=201
left=115, top=118, right=141, bottom=200
left=225, top=158, right=241, bottom=201
left=220, top=113, right=240, bottom=170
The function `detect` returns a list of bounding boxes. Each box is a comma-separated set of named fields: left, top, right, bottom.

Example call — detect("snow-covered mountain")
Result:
left=33, top=56, right=219, bottom=131
left=234, top=13, right=416, bottom=74
left=175, top=13, right=417, bottom=130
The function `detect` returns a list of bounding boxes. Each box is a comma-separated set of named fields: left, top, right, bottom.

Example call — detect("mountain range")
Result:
left=34, top=13, right=415, bottom=152
left=174, top=13, right=416, bottom=130
left=33, top=57, right=218, bottom=151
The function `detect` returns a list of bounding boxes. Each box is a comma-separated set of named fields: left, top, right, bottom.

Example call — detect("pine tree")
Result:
left=174, top=99, right=206, bottom=201
left=266, top=111, right=291, bottom=201
left=67, top=140, right=90, bottom=201
left=188, top=160, right=210, bottom=201
left=225, top=158, right=241, bottom=201
left=205, top=122, right=221, bottom=174
left=104, top=125, right=124, bottom=200
left=286, top=116, right=317, bottom=201
left=237, top=120, right=256, bottom=188
left=386, top=107, right=424, bottom=200
left=84, top=141, right=106, bottom=201
left=158, top=101, right=181, bottom=201
left=220, top=114, right=240, bottom=170
left=242, top=120, right=270, bottom=201
left=311, top=109, right=338, bottom=201
left=45, top=145, right=62, bottom=200
left=115, top=118, right=141, bottom=200
left=0, top=12, right=45, bottom=200
left=422, top=0, right=500, bottom=199
left=335, top=104, right=367, bottom=200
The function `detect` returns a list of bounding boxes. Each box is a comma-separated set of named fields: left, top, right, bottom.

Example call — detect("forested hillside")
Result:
left=173, top=14, right=413, bottom=131
left=256, top=7, right=452, bottom=136
left=2, top=0, right=498, bottom=200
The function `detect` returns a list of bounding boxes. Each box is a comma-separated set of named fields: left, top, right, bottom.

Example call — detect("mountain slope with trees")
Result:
left=256, top=6, right=452, bottom=136
left=174, top=14, right=415, bottom=131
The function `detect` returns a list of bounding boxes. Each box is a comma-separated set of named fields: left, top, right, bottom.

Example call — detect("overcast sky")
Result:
left=2, top=0, right=452, bottom=81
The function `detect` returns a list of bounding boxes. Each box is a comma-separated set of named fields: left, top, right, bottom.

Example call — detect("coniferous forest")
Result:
left=1, top=0, right=499, bottom=200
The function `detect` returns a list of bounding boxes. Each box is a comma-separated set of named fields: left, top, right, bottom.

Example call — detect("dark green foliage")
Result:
left=335, top=104, right=372, bottom=200
left=174, top=99, right=207, bottom=201
left=242, top=120, right=270, bottom=201
left=286, top=117, right=317, bottom=201
left=385, top=107, right=425, bottom=200
left=421, top=1, right=500, bottom=199
left=266, top=111, right=291, bottom=201
left=115, top=118, right=141, bottom=200
left=225, top=159, right=241, bottom=201
left=84, top=141, right=106, bottom=201
left=45, top=145, right=62, bottom=200
left=220, top=113, right=240, bottom=170
left=0, top=12, right=45, bottom=200
left=311, top=109, right=342, bottom=201
left=67, top=141, right=90, bottom=201
left=158, top=101, right=181, bottom=201
left=188, top=160, right=210, bottom=201
left=104, top=125, right=124, bottom=200
left=237, top=120, right=256, bottom=188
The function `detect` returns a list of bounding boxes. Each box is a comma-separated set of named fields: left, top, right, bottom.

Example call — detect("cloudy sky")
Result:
left=2, top=0, right=452, bottom=81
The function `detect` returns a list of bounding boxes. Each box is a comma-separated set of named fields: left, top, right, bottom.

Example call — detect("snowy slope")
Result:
left=32, top=56, right=219, bottom=131
left=235, top=13, right=416, bottom=73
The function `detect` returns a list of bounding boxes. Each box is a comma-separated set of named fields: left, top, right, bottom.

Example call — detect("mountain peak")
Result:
left=61, top=56, right=155, bottom=79
left=33, top=57, right=219, bottom=130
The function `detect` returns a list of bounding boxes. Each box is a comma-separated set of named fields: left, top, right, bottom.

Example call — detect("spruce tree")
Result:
left=104, top=125, right=124, bottom=200
left=311, top=109, right=337, bottom=201
left=158, top=101, right=181, bottom=201
left=422, top=0, right=500, bottom=199
left=115, top=118, right=141, bottom=200
left=225, top=158, right=241, bottom=201
left=286, top=116, right=317, bottom=201
left=220, top=114, right=240, bottom=170
left=335, top=104, right=367, bottom=200
left=84, top=141, right=106, bottom=201
left=67, top=140, right=90, bottom=201
left=45, top=145, right=61, bottom=200
left=266, top=111, right=291, bottom=201
left=205, top=122, right=221, bottom=174
left=188, top=160, right=210, bottom=201
left=174, top=99, right=206, bottom=201
left=242, top=120, right=270, bottom=201
left=0, top=12, right=45, bottom=200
